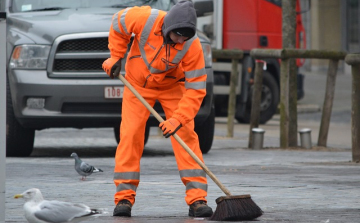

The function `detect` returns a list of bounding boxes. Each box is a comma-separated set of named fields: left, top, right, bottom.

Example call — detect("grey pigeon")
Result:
left=70, top=152, right=103, bottom=180
left=14, top=188, right=107, bottom=223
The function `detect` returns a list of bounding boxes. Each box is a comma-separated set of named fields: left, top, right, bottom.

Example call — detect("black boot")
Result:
left=189, top=200, right=213, bottom=217
left=113, top=199, right=132, bottom=217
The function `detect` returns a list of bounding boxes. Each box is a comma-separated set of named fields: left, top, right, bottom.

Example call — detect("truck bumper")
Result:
left=9, top=68, right=213, bottom=129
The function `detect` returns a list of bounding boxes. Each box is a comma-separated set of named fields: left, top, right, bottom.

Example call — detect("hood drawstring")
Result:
left=163, top=35, right=175, bottom=71
left=162, top=30, right=181, bottom=70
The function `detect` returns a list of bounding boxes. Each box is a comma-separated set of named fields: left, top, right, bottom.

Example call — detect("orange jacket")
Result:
left=108, top=4, right=207, bottom=126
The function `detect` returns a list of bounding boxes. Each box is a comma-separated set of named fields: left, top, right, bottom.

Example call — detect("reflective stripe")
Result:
left=149, top=67, right=163, bottom=74
left=116, top=183, right=137, bottom=192
left=112, top=12, right=121, bottom=34
left=139, top=9, right=159, bottom=67
left=138, top=10, right=197, bottom=73
left=112, top=8, right=131, bottom=35
left=148, top=35, right=197, bottom=74
left=185, top=68, right=206, bottom=79
left=171, top=35, right=196, bottom=64
left=113, top=172, right=140, bottom=180
left=179, top=169, right=206, bottom=178
left=185, top=81, right=206, bottom=90
left=186, top=182, right=208, bottom=191
left=120, top=8, right=131, bottom=35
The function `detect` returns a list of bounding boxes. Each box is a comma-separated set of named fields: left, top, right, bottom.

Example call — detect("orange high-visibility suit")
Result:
left=108, top=2, right=209, bottom=207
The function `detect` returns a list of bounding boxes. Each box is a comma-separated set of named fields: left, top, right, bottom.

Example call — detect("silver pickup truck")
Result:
left=5, top=0, right=215, bottom=157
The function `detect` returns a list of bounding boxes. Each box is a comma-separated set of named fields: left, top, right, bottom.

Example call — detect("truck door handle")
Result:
left=259, top=36, right=268, bottom=47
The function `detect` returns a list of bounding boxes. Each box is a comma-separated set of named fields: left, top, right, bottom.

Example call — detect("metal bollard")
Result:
left=252, top=128, right=265, bottom=150
left=298, top=128, right=312, bottom=149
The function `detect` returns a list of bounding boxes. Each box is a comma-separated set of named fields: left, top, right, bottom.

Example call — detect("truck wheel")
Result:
left=195, top=106, right=215, bottom=154
left=6, top=78, right=35, bottom=157
left=236, top=71, right=279, bottom=124
left=114, top=125, right=150, bottom=146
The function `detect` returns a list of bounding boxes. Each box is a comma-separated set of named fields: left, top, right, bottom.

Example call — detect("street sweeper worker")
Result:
left=102, top=0, right=213, bottom=218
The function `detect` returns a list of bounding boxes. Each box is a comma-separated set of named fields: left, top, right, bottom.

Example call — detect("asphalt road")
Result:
left=6, top=133, right=359, bottom=223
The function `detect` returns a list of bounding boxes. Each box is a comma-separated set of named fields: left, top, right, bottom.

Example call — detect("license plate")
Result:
left=104, top=86, right=123, bottom=99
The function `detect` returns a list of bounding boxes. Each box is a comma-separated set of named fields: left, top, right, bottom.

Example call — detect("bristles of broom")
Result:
left=210, top=195, right=263, bottom=221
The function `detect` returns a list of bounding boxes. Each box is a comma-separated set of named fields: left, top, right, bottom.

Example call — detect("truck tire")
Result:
left=194, top=106, right=215, bottom=154
left=6, top=77, right=35, bottom=157
left=236, top=71, right=279, bottom=124
left=114, top=125, right=150, bottom=146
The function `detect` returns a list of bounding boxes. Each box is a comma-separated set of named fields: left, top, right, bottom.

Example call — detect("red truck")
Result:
left=201, top=0, right=305, bottom=123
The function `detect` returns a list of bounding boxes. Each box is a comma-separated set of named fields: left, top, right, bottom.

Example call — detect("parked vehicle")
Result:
left=5, top=0, right=215, bottom=157
left=201, top=0, right=306, bottom=124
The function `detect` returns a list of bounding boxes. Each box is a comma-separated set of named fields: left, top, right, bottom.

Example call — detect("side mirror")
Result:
left=193, top=0, right=213, bottom=17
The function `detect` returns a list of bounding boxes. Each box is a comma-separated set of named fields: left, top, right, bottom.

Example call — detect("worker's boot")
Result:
left=189, top=200, right=213, bottom=217
left=113, top=199, right=132, bottom=217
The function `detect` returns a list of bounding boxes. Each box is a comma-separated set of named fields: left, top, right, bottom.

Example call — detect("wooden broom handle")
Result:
left=118, top=74, right=232, bottom=196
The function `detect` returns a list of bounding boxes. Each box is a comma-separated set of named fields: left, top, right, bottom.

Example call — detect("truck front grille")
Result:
left=53, top=59, right=106, bottom=72
left=57, top=38, right=109, bottom=52
left=48, top=33, right=111, bottom=78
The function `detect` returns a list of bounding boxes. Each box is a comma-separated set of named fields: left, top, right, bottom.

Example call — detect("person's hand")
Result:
left=102, top=58, right=122, bottom=79
left=159, top=117, right=182, bottom=138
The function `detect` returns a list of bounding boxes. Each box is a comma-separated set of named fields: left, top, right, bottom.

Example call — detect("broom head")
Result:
left=210, top=194, right=263, bottom=221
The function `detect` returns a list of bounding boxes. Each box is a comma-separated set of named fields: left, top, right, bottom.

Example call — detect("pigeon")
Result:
left=14, top=188, right=107, bottom=223
left=70, top=152, right=103, bottom=180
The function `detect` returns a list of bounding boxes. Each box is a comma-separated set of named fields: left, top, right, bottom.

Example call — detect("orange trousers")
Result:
left=113, top=80, right=208, bottom=206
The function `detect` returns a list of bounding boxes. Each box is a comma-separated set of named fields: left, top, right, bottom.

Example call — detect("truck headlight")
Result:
left=9, top=45, right=50, bottom=69
left=201, top=43, right=212, bottom=68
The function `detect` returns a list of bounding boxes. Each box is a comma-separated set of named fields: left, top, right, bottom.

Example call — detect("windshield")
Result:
left=10, top=0, right=175, bottom=13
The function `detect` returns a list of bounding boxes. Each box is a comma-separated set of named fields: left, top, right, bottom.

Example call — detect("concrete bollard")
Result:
left=298, top=128, right=312, bottom=149
left=252, top=128, right=265, bottom=150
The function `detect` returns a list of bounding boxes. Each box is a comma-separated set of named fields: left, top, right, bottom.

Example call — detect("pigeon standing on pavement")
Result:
left=14, top=188, right=107, bottom=223
left=70, top=152, right=103, bottom=180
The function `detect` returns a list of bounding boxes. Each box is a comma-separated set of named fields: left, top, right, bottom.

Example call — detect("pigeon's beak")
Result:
left=14, top=194, right=23, bottom=199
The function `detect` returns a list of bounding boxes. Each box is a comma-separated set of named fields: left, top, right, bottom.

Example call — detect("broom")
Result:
left=118, top=74, right=263, bottom=221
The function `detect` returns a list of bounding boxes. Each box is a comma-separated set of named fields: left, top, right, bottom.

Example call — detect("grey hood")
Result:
left=162, top=0, right=197, bottom=39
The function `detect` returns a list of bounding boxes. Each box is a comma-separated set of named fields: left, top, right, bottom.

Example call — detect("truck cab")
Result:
left=204, top=0, right=305, bottom=123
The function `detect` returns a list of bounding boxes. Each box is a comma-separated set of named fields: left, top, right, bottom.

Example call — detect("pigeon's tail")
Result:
left=93, top=167, right=103, bottom=173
